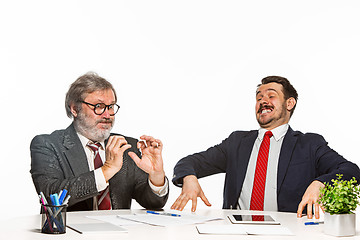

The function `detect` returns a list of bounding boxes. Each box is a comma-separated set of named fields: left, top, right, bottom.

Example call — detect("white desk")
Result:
left=1, top=209, right=359, bottom=239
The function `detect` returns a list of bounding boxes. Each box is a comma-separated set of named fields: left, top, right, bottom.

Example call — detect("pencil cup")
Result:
left=40, top=204, right=67, bottom=234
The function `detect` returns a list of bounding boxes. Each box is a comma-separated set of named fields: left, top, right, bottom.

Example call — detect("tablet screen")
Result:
left=228, top=214, right=280, bottom=224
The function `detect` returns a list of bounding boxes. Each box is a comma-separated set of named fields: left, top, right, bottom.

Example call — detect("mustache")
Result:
left=258, top=104, right=274, bottom=113
left=96, top=119, right=113, bottom=124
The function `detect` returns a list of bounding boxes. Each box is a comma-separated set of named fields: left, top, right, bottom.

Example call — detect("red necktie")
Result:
left=250, top=131, right=273, bottom=220
left=87, top=142, right=111, bottom=210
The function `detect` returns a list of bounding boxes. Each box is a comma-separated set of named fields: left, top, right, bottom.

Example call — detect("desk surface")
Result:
left=1, top=209, right=359, bottom=239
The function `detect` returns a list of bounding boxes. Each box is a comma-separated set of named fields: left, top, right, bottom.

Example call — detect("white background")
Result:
left=1, top=1, right=360, bottom=220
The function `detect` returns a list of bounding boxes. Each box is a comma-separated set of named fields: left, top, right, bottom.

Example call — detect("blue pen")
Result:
left=305, top=221, right=324, bottom=225
left=59, top=189, right=68, bottom=205
left=146, top=210, right=181, bottom=217
left=50, top=193, right=60, bottom=206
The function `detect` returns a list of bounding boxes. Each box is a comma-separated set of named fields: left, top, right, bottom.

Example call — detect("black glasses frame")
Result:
left=81, top=101, right=120, bottom=116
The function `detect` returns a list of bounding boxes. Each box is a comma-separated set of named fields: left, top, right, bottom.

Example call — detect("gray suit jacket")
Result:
left=30, top=123, right=168, bottom=211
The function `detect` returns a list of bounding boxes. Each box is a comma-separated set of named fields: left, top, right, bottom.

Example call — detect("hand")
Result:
left=297, top=180, right=325, bottom=219
left=128, top=135, right=165, bottom=187
left=171, top=175, right=211, bottom=212
left=102, top=135, right=132, bottom=182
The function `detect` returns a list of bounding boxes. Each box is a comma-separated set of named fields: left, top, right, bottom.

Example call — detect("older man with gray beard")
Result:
left=30, top=72, right=168, bottom=211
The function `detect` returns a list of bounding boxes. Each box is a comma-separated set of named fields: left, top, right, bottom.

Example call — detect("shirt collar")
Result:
left=76, top=132, right=105, bottom=150
left=258, top=124, right=289, bottom=142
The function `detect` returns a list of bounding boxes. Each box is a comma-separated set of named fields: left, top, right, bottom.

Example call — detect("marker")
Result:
left=62, top=195, right=71, bottom=205
left=305, top=221, right=324, bottom=225
left=50, top=193, right=60, bottom=206
left=59, top=189, right=68, bottom=204
left=146, top=210, right=181, bottom=217
left=39, top=192, right=48, bottom=205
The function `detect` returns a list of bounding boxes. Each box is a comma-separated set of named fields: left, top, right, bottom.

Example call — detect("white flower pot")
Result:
left=324, top=212, right=356, bottom=237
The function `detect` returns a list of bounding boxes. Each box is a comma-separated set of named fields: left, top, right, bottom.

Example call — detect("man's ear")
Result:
left=287, top=97, right=296, bottom=112
left=70, top=104, right=78, bottom=118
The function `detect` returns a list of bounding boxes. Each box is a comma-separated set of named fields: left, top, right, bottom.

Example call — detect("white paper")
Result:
left=67, top=222, right=127, bottom=234
left=86, top=215, right=142, bottom=226
left=118, top=211, right=223, bottom=227
left=196, top=224, right=294, bottom=236
left=245, top=225, right=294, bottom=235
left=196, top=225, right=247, bottom=235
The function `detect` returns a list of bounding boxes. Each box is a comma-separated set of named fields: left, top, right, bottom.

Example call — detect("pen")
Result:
left=59, top=189, right=68, bottom=204
left=146, top=210, right=181, bottom=217
left=39, top=192, right=48, bottom=205
left=62, top=195, right=71, bottom=205
left=305, top=221, right=324, bottom=225
left=50, top=193, right=60, bottom=206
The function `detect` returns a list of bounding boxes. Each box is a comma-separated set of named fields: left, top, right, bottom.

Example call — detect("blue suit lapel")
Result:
left=234, top=131, right=258, bottom=204
left=63, top=124, right=90, bottom=176
left=277, top=127, right=298, bottom=194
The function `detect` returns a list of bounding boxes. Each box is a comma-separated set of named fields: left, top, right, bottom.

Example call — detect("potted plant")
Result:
left=318, top=174, right=360, bottom=237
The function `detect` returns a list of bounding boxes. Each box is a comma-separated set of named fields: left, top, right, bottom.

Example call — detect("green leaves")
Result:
left=319, top=174, right=360, bottom=214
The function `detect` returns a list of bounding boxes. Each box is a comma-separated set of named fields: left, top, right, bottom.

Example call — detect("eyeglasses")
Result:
left=81, top=101, right=120, bottom=116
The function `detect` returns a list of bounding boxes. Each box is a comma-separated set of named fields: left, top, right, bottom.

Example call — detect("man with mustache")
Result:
left=171, top=76, right=360, bottom=219
left=30, top=72, right=168, bottom=211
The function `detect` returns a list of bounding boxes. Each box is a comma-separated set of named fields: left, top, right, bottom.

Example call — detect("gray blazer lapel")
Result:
left=63, top=124, right=90, bottom=176
left=277, top=127, right=298, bottom=194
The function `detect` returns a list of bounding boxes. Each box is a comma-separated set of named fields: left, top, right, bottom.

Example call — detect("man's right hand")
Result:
left=171, top=175, right=211, bottom=212
left=102, top=135, right=131, bottom=182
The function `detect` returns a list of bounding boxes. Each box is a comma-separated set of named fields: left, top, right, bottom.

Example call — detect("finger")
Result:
left=171, top=196, right=185, bottom=210
left=155, top=139, right=163, bottom=150
left=106, top=135, right=116, bottom=148
left=314, top=203, right=320, bottom=219
left=199, top=191, right=211, bottom=207
left=307, top=201, right=313, bottom=219
left=128, top=151, right=141, bottom=165
left=139, top=135, right=152, bottom=141
left=297, top=201, right=305, bottom=218
left=119, top=144, right=132, bottom=153
left=147, top=139, right=162, bottom=150
left=320, top=205, right=325, bottom=213
left=171, top=195, right=187, bottom=211
left=139, top=135, right=154, bottom=146
left=191, top=197, right=198, bottom=212
left=114, top=137, right=128, bottom=149
left=171, top=195, right=182, bottom=209
left=137, top=141, right=147, bottom=151
left=107, top=135, right=126, bottom=149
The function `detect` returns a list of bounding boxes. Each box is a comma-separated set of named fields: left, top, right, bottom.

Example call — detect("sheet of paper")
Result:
left=245, top=225, right=294, bottom=235
left=196, top=224, right=247, bottom=235
left=87, top=215, right=142, bottom=226
left=196, top=224, right=294, bottom=236
left=118, top=211, right=223, bottom=227
left=67, top=222, right=127, bottom=234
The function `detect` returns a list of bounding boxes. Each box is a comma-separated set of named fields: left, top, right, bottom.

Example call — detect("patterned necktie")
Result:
left=250, top=131, right=273, bottom=220
left=87, top=142, right=111, bottom=210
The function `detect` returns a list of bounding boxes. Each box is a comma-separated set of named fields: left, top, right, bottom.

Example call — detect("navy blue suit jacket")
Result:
left=172, top=127, right=360, bottom=213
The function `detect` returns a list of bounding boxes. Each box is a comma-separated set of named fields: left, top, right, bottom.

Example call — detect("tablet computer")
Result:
left=227, top=214, right=280, bottom=225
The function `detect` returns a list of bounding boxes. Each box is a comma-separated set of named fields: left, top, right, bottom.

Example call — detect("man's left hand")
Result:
left=128, top=135, right=165, bottom=187
left=297, top=180, right=325, bottom=219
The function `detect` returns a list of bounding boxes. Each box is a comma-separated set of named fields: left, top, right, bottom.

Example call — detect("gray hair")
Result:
left=65, top=72, right=117, bottom=118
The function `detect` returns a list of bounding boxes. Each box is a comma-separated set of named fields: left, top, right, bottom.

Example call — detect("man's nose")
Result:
left=101, top=107, right=111, bottom=118
left=260, top=97, right=269, bottom=105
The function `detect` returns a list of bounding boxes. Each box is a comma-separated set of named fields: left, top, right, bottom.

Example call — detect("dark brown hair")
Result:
left=258, top=76, right=298, bottom=116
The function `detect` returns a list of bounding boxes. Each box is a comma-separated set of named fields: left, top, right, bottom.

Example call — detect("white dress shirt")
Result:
left=77, top=133, right=168, bottom=200
left=238, top=124, right=289, bottom=211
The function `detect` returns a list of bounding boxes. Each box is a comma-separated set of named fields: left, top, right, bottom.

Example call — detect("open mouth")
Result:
left=261, top=109, right=272, bottom=114
left=258, top=105, right=274, bottom=114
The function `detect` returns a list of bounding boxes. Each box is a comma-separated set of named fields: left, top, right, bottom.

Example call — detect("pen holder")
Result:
left=40, top=204, right=67, bottom=234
